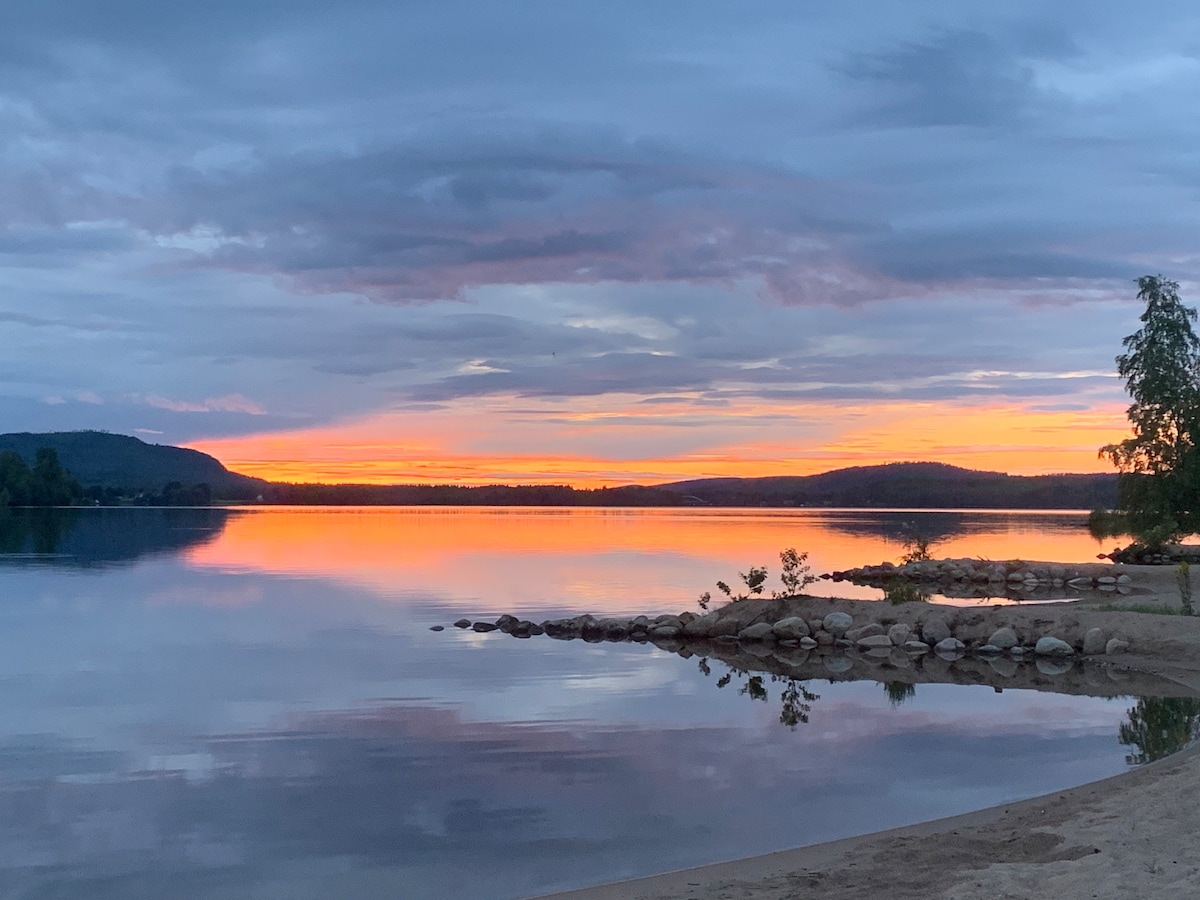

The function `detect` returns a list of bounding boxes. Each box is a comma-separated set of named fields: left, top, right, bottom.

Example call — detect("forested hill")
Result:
left=0, top=431, right=265, bottom=496
left=658, top=462, right=1118, bottom=509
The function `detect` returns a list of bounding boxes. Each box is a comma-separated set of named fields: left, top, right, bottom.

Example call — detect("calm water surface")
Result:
left=0, top=507, right=1157, bottom=898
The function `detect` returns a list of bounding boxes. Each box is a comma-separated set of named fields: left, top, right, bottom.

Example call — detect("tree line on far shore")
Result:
left=0, top=448, right=83, bottom=507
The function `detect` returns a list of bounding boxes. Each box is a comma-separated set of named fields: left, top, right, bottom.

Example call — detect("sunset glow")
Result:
left=190, top=399, right=1129, bottom=486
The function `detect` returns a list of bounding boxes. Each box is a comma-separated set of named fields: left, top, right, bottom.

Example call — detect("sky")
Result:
left=4, top=1, right=1200, bottom=485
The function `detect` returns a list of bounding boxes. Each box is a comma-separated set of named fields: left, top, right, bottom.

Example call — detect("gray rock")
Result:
left=1082, top=627, right=1107, bottom=655
left=808, top=619, right=824, bottom=635
left=798, top=636, right=819, bottom=649
left=1067, top=577, right=1093, bottom=587
left=683, top=612, right=720, bottom=637
left=429, top=625, right=445, bottom=631
left=888, top=623, right=912, bottom=645
left=987, top=626, right=1019, bottom=649
left=737, top=622, right=776, bottom=642
left=472, top=622, right=498, bottom=633
left=857, top=634, right=894, bottom=649
left=845, top=623, right=885, bottom=642
left=1117, top=573, right=1133, bottom=584
left=823, top=612, right=853, bottom=637
left=976, top=643, right=1001, bottom=655
left=650, top=624, right=681, bottom=638
left=816, top=630, right=835, bottom=646
left=902, top=640, right=931, bottom=654
left=772, top=616, right=811, bottom=640
left=935, top=637, right=965, bottom=654
left=1034, top=636, right=1074, bottom=657
left=453, top=619, right=472, bottom=629
left=921, top=617, right=952, bottom=644
left=1097, top=575, right=1118, bottom=585
left=1106, top=638, right=1130, bottom=655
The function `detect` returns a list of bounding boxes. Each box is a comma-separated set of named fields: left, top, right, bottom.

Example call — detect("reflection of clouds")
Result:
left=0, top=690, right=1131, bottom=899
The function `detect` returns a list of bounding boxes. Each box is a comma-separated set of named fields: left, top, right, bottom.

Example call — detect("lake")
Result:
left=0, top=507, right=1169, bottom=898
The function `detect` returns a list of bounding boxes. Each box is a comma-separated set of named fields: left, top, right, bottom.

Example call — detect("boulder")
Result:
left=987, top=626, right=1019, bottom=650
left=1082, top=627, right=1107, bottom=655
left=823, top=612, right=853, bottom=637
left=816, top=630, right=835, bottom=646
left=888, top=623, right=912, bottom=645
left=650, top=624, right=681, bottom=638
left=808, top=619, right=825, bottom=636
left=935, top=637, right=965, bottom=654
left=453, top=619, right=472, bottom=629
left=683, top=612, right=721, bottom=637
left=1106, top=638, right=1130, bottom=655
left=496, top=614, right=521, bottom=631
left=798, top=636, right=819, bottom=649
left=1034, top=636, right=1074, bottom=657
left=846, top=623, right=885, bottom=642
left=921, top=617, right=952, bottom=644
left=472, top=622, right=498, bottom=633
left=857, top=634, right=894, bottom=649
left=738, top=622, right=776, bottom=642
left=772, top=616, right=811, bottom=640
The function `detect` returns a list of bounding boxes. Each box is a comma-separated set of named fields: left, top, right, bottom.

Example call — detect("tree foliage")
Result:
left=0, top=447, right=82, bottom=507
left=1101, top=276, right=1200, bottom=542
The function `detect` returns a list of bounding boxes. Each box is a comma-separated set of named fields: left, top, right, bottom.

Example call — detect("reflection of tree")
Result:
left=698, top=658, right=819, bottom=730
left=1119, top=697, right=1200, bottom=764
left=884, top=681, right=916, bottom=708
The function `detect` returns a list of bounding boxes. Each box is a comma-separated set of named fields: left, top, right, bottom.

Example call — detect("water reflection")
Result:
left=0, top=508, right=1173, bottom=899
left=0, top=507, right=231, bottom=567
left=1119, top=697, right=1200, bottom=764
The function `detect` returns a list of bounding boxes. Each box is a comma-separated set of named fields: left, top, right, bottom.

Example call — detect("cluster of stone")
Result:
left=828, top=559, right=1133, bottom=595
left=449, top=608, right=1130, bottom=660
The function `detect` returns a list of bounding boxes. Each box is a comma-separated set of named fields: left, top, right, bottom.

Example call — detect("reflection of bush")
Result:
left=1119, top=696, right=1200, bottom=764
left=699, top=658, right=819, bottom=729
left=884, top=681, right=916, bottom=708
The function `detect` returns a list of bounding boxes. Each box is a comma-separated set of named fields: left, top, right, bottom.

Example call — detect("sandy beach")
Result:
left=532, top=561, right=1200, bottom=899
left=537, top=745, right=1200, bottom=899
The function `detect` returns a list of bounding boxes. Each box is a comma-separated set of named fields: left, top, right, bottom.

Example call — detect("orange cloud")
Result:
left=188, top=395, right=1130, bottom=486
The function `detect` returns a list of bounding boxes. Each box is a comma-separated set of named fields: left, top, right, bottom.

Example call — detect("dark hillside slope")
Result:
left=661, top=462, right=1118, bottom=509
left=0, top=431, right=265, bottom=495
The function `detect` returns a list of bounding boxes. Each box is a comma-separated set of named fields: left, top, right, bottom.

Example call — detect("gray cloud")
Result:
left=0, top=0, right=1196, bottom=442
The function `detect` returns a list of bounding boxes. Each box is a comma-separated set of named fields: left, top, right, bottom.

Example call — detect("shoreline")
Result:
left=533, top=745, right=1200, bottom=899
left=514, top=559, right=1200, bottom=898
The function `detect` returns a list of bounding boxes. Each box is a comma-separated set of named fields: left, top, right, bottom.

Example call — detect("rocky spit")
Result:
left=825, top=557, right=1135, bottom=602
left=448, top=595, right=1133, bottom=663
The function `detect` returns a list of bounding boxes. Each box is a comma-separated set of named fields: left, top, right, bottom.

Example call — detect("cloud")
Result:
left=142, top=393, right=265, bottom=415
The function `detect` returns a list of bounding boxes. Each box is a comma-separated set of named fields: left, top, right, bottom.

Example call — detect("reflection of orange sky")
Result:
left=189, top=396, right=1128, bottom=487
left=186, top=508, right=1106, bottom=612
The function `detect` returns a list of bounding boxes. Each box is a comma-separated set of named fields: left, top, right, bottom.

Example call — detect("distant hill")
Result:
left=659, top=462, right=1118, bottom=509
left=0, top=431, right=265, bottom=496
